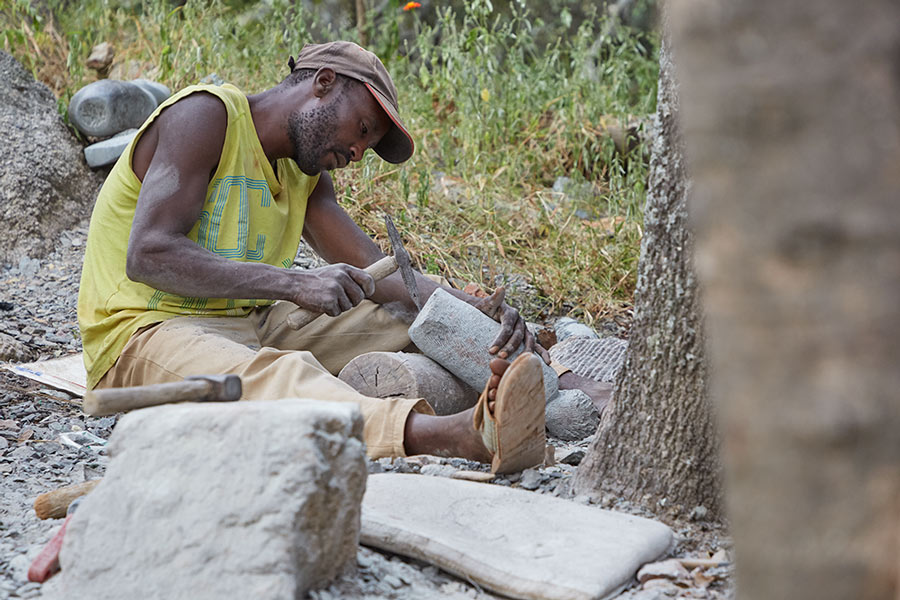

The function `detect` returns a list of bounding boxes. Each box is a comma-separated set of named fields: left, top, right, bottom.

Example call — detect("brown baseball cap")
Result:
left=291, top=41, right=414, bottom=164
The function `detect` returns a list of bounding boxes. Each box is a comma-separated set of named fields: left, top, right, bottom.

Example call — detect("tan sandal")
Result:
left=473, top=353, right=546, bottom=474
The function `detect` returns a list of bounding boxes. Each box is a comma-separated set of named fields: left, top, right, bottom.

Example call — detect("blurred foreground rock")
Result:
left=49, top=399, right=367, bottom=600
left=0, top=51, right=101, bottom=267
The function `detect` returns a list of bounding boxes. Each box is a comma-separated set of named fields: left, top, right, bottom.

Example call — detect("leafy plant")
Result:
left=2, top=0, right=659, bottom=325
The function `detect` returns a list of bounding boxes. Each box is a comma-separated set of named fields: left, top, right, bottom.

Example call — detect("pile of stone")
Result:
left=69, top=77, right=170, bottom=168
left=0, top=52, right=101, bottom=268
left=355, top=289, right=627, bottom=442
left=62, top=41, right=170, bottom=168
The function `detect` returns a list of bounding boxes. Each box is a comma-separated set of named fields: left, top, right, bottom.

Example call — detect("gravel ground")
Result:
left=0, top=224, right=734, bottom=599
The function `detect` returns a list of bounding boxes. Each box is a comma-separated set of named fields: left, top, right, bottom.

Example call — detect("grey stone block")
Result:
left=408, top=289, right=558, bottom=401
left=549, top=336, right=628, bottom=383
left=83, top=128, right=137, bottom=168
left=53, top=399, right=367, bottom=600
left=132, top=78, right=170, bottom=105
left=68, top=79, right=158, bottom=137
left=545, top=389, right=600, bottom=441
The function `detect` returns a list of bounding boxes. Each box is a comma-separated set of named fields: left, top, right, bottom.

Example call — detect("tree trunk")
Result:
left=355, top=0, right=368, bottom=47
left=670, top=1, right=900, bottom=598
left=572, top=19, right=723, bottom=521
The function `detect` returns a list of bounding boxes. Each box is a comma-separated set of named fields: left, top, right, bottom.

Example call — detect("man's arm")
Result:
left=302, top=173, right=547, bottom=359
left=126, top=93, right=374, bottom=317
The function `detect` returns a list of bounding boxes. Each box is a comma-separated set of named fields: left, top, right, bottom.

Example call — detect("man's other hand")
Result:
left=288, top=263, right=376, bottom=316
left=473, top=286, right=551, bottom=364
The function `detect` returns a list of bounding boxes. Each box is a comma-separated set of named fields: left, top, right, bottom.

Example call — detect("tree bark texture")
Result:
left=573, top=26, right=723, bottom=521
left=670, top=1, right=900, bottom=598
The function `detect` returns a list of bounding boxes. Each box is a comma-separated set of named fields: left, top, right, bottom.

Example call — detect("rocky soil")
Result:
left=0, top=224, right=734, bottom=599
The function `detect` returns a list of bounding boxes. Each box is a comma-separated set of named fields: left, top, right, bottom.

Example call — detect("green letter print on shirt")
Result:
left=198, top=176, right=273, bottom=260
left=145, top=175, right=273, bottom=312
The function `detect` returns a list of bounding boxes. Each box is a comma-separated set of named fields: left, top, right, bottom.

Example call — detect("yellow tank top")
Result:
left=78, top=84, right=319, bottom=388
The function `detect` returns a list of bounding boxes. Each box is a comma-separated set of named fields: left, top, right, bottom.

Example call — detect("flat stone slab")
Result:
left=549, top=336, right=628, bottom=383
left=360, top=474, right=673, bottom=600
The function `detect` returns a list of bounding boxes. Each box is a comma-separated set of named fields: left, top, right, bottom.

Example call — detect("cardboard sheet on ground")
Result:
left=3, top=352, right=87, bottom=397
left=361, top=473, right=673, bottom=600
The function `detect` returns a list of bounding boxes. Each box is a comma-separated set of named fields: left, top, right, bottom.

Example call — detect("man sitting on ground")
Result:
left=78, top=41, right=601, bottom=473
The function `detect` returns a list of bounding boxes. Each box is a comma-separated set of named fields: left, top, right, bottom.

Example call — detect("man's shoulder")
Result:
left=164, top=84, right=237, bottom=118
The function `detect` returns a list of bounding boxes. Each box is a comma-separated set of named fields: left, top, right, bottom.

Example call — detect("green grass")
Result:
left=1, top=0, right=658, bottom=325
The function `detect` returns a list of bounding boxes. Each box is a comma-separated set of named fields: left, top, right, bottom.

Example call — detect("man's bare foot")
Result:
left=403, top=358, right=511, bottom=462
left=558, top=371, right=613, bottom=414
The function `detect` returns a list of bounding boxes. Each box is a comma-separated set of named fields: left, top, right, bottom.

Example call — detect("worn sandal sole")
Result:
left=473, top=353, right=546, bottom=474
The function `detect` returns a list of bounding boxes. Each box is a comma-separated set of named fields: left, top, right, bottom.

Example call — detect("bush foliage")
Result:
left=1, top=0, right=658, bottom=324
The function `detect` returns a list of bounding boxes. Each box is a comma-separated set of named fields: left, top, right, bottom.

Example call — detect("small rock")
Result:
left=39, top=389, right=73, bottom=401
left=391, top=457, right=416, bottom=474
left=382, top=574, right=403, bottom=589
left=97, top=417, right=116, bottom=430
left=641, top=578, right=681, bottom=591
left=518, top=468, right=544, bottom=490
left=84, top=128, right=138, bottom=168
left=199, top=72, right=225, bottom=86
left=630, top=583, right=675, bottom=598
left=9, top=445, right=34, bottom=459
left=558, top=449, right=586, bottom=465
left=637, top=558, right=691, bottom=583
left=15, top=581, right=41, bottom=598
left=450, top=470, right=495, bottom=483
left=690, top=505, right=709, bottom=521
left=86, top=42, right=115, bottom=72
left=356, top=552, right=374, bottom=570
left=0, top=331, right=32, bottom=362
left=545, top=389, right=600, bottom=441
left=420, top=464, right=457, bottom=478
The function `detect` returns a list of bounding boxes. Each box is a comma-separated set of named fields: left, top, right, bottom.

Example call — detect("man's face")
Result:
left=288, top=80, right=392, bottom=176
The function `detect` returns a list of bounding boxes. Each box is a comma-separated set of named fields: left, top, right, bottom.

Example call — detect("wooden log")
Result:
left=338, top=352, right=479, bottom=416
left=34, top=480, right=100, bottom=520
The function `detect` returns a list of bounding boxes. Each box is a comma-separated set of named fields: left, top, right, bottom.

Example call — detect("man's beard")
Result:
left=287, top=101, right=341, bottom=176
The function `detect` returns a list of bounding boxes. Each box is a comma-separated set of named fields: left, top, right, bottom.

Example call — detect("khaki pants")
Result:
left=97, top=299, right=434, bottom=458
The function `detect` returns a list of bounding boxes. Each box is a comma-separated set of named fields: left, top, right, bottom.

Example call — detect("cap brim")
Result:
left=364, top=82, right=414, bottom=164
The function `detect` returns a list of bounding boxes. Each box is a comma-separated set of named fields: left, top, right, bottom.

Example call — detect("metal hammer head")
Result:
left=385, top=215, right=422, bottom=310
left=185, top=374, right=243, bottom=402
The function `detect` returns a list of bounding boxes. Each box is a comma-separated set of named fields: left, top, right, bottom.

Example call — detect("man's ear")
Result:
left=312, top=68, right=338, bottom=99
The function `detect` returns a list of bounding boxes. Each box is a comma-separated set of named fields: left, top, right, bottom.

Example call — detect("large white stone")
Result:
left=361, top=474, right=673, bottom=600
left=51, top=399, right=367, bottom=600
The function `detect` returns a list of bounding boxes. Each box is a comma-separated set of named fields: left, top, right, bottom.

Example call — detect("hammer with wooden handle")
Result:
left=82, top=374, right=242, bottom=416
left=285, top=215, right=421, bottom=329
left=285, top=254, right=398, bottom=330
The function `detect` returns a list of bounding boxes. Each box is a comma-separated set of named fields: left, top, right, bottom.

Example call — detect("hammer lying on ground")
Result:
left=28, top=374, right=244, bottom=582
left=285, top=214, right=421, bottom=329
left=82, top=373, right=242, bottom=417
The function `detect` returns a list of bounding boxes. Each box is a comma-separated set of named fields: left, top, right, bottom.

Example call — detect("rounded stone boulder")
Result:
left=68, top=79, right=159, bottom=137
